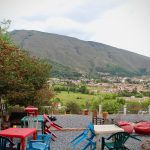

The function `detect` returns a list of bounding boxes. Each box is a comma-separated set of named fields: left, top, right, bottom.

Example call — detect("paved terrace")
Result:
left=50, top=114, right=150, bottom=150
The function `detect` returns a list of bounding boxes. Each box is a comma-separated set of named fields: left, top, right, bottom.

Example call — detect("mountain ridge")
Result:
left=10, top=30, right=150, bottom=77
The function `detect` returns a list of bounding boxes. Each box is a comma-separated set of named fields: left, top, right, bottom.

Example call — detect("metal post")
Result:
left=99, top=104, right=102, bottom=116
left=148, top=105, right=150, bottom=114
left=123, top=105, right=127, bottom=115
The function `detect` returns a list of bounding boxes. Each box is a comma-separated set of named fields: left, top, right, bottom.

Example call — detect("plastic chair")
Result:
left=71, top=123, right=96, bottom=150
left=0, top=135, right=20, bottom=150
left=37, top=134, right=52, bottom=150
left=43, top=114, right=62, bottom=130
left=43, top=114, right=62, bottom=141
left=27, top=115, right=39, bottom=129
left=26, top=134, right=52, bottom=150
left=26, top=141, right=47, bottom=150
left=101, top=131, right=141, bottom=150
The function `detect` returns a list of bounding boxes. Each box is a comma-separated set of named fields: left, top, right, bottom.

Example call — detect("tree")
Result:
left=0, top=20, right=53, bottom=106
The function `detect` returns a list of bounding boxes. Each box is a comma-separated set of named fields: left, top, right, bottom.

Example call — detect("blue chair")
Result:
left=71, top=123, right=96, bottom=150
left=26, top=141, right=46, bottom=150
left=26, top=134, right=52, bottom=150
left=37, top=134, right=52, bottom=150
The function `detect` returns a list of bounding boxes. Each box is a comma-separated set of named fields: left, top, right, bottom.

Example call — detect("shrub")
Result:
left=116, top=98, right=125, bottom=105
left=127, top=101, right=142, bottom=114
left=102, top=100, right=121, bottom=114
left=90, top=100, right=100, bottom=111
left=65, top=101, right=81, bottom=114
left=8, top=105, right=25, bottom=113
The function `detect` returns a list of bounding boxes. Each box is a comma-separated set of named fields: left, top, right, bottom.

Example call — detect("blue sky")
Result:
left=0, top=0, right=150, bottom=57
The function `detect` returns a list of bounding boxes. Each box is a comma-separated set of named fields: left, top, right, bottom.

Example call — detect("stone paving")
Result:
left=50, top=114, right=150, bottom=150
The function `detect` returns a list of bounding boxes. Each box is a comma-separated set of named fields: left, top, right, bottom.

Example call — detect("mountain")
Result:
left=10, top=30, right=150, bottom=78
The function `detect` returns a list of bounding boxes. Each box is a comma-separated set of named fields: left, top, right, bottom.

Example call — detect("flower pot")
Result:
left=83, top=110, right=89, bottom=115
left=102, top=112, right=108, bottom=120
left=92, top=110, right=97, bottom=117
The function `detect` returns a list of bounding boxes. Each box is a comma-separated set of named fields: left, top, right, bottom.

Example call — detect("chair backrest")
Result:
left=71, top=123, right=96, bottom=150
left=88, top=123, right=96, bottom=139
left=43, top=114, right=62, bottom=141
left=92, top=116, right=104, bottom=125
left=38, top=134, right=51, bottom=145
left=111, top=132, right=130, bottom=149
left=43, top=114, right=62, bottom=130
left=0, top=136, right=15, bottom=150
left=28, top=115, right=39, bottom=128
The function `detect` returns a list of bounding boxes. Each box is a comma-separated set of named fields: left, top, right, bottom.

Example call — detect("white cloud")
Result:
left=0, top=0, right=150, bottom=57
left=84, top=0, right=150, bottom=56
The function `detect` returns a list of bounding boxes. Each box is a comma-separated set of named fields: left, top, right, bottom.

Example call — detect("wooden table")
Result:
left=0, top=128, right=37, bottom=150
left=94, top=124, right=124, bottom=150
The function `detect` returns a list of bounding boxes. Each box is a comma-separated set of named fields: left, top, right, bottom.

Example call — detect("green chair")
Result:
left=101, top=132, right=141, bottom=150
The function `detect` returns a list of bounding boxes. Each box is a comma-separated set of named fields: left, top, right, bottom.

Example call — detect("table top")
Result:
left=21, top=115, right=44, bottom=122
left=0, top=128, right=37, bottom=138
left=94, top=124, right=124, bottom=134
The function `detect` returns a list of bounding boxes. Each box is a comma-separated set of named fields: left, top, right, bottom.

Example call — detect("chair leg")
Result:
left=82, top=142, right=91, bottom=150
left=71, top=133, right=83, bottom=143
left=101, top=138, right=105, bottom=150
left=124, top=146, right=130, bottom=150
left=92, top=142, right=96, bottom=150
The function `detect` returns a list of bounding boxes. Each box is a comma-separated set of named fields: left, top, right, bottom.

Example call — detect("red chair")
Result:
left=43, top=114, right=62, bottom=141
left=25, top=106, right=38, bottom=116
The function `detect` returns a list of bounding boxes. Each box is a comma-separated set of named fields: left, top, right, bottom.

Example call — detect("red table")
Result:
left=25, top=107, right=38, bottom=116
left=0, top=128, right=37, bottom=150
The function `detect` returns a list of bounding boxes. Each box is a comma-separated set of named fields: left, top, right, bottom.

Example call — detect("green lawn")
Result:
left=55, top=91, right=98, bottom=106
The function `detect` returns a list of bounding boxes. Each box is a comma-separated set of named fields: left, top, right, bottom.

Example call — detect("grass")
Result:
left=55, top=91, right=98, bottom=106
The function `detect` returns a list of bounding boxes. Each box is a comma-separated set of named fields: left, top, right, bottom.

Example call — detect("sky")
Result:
left=0, top=0, right=150, bottom=57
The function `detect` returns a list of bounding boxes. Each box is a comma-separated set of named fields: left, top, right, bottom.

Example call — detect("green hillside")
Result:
left=10, top=30, right=150, bottom=77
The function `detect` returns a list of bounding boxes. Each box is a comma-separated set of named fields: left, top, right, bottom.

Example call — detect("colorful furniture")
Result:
left=21, top=115, right=45, bottom=134
left=27, top=134, right=52, bottom=150
left=37, top=134, right=52, bottom=150
left=0, top=128, right=37, bottom=150
left=92, top=116, right=105, bottom=125
left=118, top=121, right=134, bottom=134
left=0, top=135, right=20, bottom=150
left=101, top=131, right=141, bottom=150
left=134, top=121, right=150, bottom=134
left=94, top=124, right=124, bottom=150
left=71, top=123, right=96, bottom=150
left=43, top=114, right=62, bottom=141
left=25, top=106, right=38, bottom=116
left=27, top=141, right=46, bottom=150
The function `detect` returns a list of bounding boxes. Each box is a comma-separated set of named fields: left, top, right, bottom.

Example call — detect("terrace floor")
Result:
left=50, top=114, right=150, bottom=150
